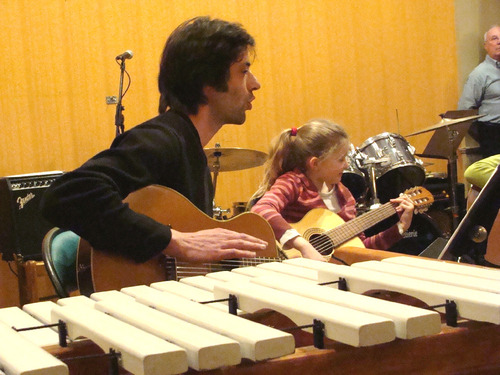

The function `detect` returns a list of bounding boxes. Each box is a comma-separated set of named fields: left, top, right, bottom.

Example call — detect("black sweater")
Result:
left=40, top=110, right=213, bottom=262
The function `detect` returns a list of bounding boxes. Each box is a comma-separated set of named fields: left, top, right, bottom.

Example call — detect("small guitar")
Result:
left=77, top=185, right=279, bottom=295
left=283, top=186, right=434, bottom=259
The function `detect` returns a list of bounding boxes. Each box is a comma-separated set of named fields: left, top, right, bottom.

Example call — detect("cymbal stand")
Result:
left=446, top=126, right=461, bottom=231
left=209, top=143, right=230, bottom=219
left=210, top=149, right=222, bottom=196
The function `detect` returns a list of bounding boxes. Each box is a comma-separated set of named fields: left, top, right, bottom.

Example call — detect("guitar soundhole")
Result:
left=309, top=233, right=334, bottom=256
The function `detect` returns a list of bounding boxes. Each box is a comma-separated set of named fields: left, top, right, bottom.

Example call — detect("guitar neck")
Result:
left=326, top=202, right=396, bottom=247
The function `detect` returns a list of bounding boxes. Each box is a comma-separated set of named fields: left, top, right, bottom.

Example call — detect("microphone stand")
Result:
left=114, top=58, right=126, bottom=137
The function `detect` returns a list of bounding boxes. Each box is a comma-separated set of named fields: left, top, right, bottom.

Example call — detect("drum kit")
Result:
left=343, top=133, right=426, bottom=207
left=343, top=114, right=483, bottom=255
left=343, top=114, right=484, bottom=208
left=203, top=113, right=481, bottom=254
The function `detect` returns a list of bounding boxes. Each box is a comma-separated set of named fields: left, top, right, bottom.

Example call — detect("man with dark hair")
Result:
left=41, top=16, right=265, bottom=264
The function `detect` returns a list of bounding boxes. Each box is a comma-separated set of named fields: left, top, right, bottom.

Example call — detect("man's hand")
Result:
left=164, top=228, right=268, bottom=262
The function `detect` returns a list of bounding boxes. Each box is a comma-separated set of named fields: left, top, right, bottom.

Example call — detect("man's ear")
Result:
left=203, top=85, right=216, bottom=99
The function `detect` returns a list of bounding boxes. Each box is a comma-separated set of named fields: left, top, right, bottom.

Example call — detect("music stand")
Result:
left=406, top=112, right=483, bottom=230
left=437, top=164, right=500, bottom=262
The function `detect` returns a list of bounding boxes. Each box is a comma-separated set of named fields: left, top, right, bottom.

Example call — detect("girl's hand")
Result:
left=390, top=194, right=415, bottom=232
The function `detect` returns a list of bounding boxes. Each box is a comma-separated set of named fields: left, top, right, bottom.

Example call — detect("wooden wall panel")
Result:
left=0, top=0, right=457, bottom=211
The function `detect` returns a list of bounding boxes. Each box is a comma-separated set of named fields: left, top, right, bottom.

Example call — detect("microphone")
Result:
left=115, top=50, right=133, bottom=60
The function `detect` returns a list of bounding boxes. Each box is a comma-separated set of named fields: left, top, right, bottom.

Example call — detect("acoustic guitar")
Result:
left=77, top=185, right=433, bottom=295
left=283, top=186, right=434, bottom=259
left=77, top=185, right=279, bottom=295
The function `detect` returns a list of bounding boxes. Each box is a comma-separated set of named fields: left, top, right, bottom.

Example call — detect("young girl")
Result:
left=250, top=119, right=415, bottom=261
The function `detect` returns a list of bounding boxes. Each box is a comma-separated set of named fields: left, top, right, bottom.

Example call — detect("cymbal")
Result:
left=405, top=114, right=484, bottom=137
left=204, top=147, right=268, bottom=172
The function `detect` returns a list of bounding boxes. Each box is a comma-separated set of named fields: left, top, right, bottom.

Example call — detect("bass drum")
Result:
left=387, top=214, right=444, bottom=256
left=363, top=213, right=444, bottom=256
left=359, top=133, right=425, bottom=202
left=341, top=150, right=367, bottom=201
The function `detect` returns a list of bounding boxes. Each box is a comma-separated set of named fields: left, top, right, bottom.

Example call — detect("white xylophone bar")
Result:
left=17, top=291, right=261, bottom=373
left=151, top=279, right=240, bottom=313
left=50, top=303, right=189, bottom=375
left=158, top=273, right=418, bottom=343
left=27, top=291, right=242, bottom=372
left=91, top=295, right=242, bottom=371
left=256, top=261, right=318, bottom=280
left=352, top=260, right=500, bottom=293
left=0, top=307, right=60, bottom=347
left=178, top=275, right=223, bottom=292
left=175, top=271, right=397, bottom=345
left=23, top=301, right=58, bottom=327
left=206, top=270, right=254, bottom=284
left=0, top=321, right=68, bottom=375
left=212, top=280, right=396, bottom=347
left=16, top=287, right=294, bottom=370
left=383, top=256, right=500, bottom=282
left=121, top=285, right=295, bottom=362
left=231, top=264, right=287, bottom=278
left=202, top=269, right=441, bottom=340
left=284, top=258, right=500, bottom=324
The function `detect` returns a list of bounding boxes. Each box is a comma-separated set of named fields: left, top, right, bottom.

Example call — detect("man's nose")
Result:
left=249, top=72, right=261, bottom=91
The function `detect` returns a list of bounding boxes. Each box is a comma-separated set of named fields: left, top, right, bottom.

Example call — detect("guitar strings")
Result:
left=308, top=189, right=431, bottom=255
left=308, top=202, right=397, bottom=255
left=175, top=257, right=280, bottom=278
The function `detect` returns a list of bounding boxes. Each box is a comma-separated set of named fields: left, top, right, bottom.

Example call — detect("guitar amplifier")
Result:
left=0, top=171, right=63, bottom=261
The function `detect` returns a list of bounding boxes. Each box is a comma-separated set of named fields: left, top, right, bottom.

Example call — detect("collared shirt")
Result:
left=458, top=55, right=500, bottom=123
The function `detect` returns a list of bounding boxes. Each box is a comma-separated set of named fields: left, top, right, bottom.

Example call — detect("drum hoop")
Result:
left=376, top=163, right=426, bottom=177
left=360, top=132, right=408, bottom=149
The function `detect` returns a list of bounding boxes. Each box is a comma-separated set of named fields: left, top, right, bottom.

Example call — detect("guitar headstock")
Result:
left=403, top=186, right=434, bottom=214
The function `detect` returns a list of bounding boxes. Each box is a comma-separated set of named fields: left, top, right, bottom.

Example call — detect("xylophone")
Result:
left=1, top=248, right=500, bottom=375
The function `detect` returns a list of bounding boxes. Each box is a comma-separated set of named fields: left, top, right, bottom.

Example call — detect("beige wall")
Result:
left=0, top=0, right=459, bottom=211
left=455, top=0, right=500, bottom=91
left=454, top=0, right=500, bottom=163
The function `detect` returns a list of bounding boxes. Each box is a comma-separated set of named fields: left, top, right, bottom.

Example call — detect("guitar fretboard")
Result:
left=313, top=202, right=397, bottom=251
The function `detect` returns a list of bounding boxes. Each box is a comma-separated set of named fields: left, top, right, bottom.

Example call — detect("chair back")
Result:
left=42, top=227, right=80, bottom=298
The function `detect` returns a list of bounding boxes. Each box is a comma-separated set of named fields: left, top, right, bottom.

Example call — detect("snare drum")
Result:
left=341, top=150, right=367, bottom=201
left=359, top=133, right=425, bottom=202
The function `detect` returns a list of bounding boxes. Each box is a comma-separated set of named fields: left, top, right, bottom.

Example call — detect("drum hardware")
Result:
left=232, top=201, right=248, bottom=217
left=359, top=157, right=391, bottom=209
left=204, top=143, right=268, bottom=218
left=470, top=225, right=488, bottom=243
left=407, top=112, right=485, bottom=231
left=405, top=114, right=484, bottom=137
left=341, top=146, right=368, bottom=203
left=204, top=144, right=268, bottom=173
left=358, top=133, right=425, bottom=205
left=213, top=204, right=231, bottom=220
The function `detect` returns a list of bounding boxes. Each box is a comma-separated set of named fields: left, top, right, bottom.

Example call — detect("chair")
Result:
left=42, top=227, right=80, bottom=298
